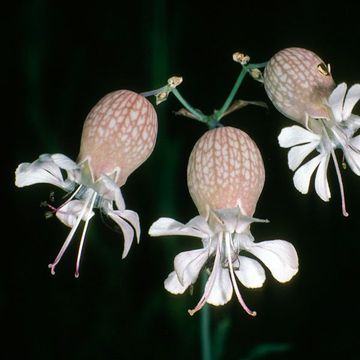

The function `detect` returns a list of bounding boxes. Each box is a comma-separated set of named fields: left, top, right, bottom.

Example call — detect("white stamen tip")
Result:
left=48, top=264, right=56, bottom=275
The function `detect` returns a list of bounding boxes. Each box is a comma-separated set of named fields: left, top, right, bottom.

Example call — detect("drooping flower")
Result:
left=149, top=127, right=298, bottom=316
left=264, top=47, right=360, bottom=216
left=16, top=90, right=158, bottom=276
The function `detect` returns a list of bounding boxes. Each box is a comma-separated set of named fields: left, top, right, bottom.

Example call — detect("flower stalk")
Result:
left=144, top=53, right=267, bottom=129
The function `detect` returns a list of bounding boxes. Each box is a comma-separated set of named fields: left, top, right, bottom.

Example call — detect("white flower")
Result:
left=149, top=207, right=298, bottom=316
left=15, top=154, right=140, bottom=277
left=15, top=89, right=158, bottom=276
left=278, top=83, right=360, bottom=216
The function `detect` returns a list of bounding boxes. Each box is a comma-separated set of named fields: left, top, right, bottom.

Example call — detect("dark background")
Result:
left=6, top=1, right=360, bottom=359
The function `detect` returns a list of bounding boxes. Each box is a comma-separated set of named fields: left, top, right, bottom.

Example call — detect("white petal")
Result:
left=107, top=211, right=135, bottom=258
left=328, top=83, right=347, bottom=122
left=98, top=175, right=125, bottom=208
left=206, top=266, right=233, bottom=306
left=345, top=114, right=360, bottom=135
left=148, top=216, right=211, bottom=238
left=212, top=207, right=268, bottom=234
left=164, top=271, right=188, bottom=294
left=56, top=199, right=95, bottom=227
left=49, top=154, right=80, bottom=184
left=15, top=154, right=73, bottom=189
left=249, top=240, right=299, bottom=283
left=351, top=134, right=360, bottom=149
left=174, top=249, right=209, bottom=287
left=51, top=154, right=79, bottom=170
left=114, top=187, right=126, bottom=210
left=117, top=209, right=140, bottom=243
left=288, top=141, right=319, bottom=170
left=343, top=142, right=360, bottom=176
left=186, top=216, right=214, bottom=235
left=293, top=154, right=322, bottom=194
left=278, top=126, right=320, bottom=148
left=314, top=154, right=331, bottom=201
left=235, top=256, right=266, bottom=288
left=342, top=84, right=360, bottom=120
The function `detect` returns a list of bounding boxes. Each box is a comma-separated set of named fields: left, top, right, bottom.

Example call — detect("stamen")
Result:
left=342, top=153, right=347, bottom=169
left=330, top=149, right=349, bottom=217
left=57, top=185, right=84, bottom=211
left=48, top=192, right=93, bottom=275
left=224, top=232, right=256, bottom=316
left=75, top=192, right=97, bottom=278
left=321, top=121, right=349, bottom=217
left=188, top=236, right=222, bottom=316
left=43, top=185, right=84, bottom=216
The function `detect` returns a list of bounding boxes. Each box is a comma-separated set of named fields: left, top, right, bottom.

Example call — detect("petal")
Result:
left=174, top=249, right=209, bottom=287
left=113, top=187, right=126, bottom=211
left=351, top=135, right=360, bottom=150
left=278, top=126, right=320, bottom=148
left=186, top=216, right=214, bottom=236
left=212, top=208, right=268, bottom=234
left=342, top=84, right=360, bottom=120
left=107, top=211, right=135, bottom=258
left=206, top=266, right=233, bottom=306
left=51, top=154, right=79, bottom=170
left=98, top=175, right=125, bottom=209
left=116, top=209, right=140, bottom=243
left=148, top=216, right=211, bottom=238
left=344, top=114, right=360, bottom=135
left=288, top=141, right=320, bottom=170
left=15, top=154, right=74, bottom=189
left=235, top=256, right=266, bottom=288
left=56, top=199, right=95, bottom=227
left=248, top=240, right=299, bottom=283
left=343, top=142, right=360, bottom=176
left=351, top=134, right=360, bottom=149
left=293, top=154, right=323, bottom=194
left=314, top=153, right=331, bottom=201
left=328, top=83, right=347, bottom=122
left=164, top=271, right=188, bottom=294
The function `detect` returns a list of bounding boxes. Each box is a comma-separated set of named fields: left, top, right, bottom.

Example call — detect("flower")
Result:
left=15, top=90, right=158, bottom=276
left=149, top=127, right=298, bottom=316
left=264, top=48, right=360, bottom=216
left=263, top=47, right=335, bottom=126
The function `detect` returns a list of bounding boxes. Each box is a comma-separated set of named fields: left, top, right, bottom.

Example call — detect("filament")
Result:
left=188, top=235, right=221, bottom=316
left=48, top=192, right=93, bottom=275
left=224, top=232, right=256, bottom=316
left=75, top=191, right=97, bottom=278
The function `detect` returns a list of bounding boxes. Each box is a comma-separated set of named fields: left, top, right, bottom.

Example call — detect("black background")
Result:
left=6, top=1, right=360, bottom=359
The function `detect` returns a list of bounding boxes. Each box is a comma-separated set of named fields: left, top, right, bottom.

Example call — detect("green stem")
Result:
left=140, top=86, right=166, bottom=98
left=201, top=272, right=212, bottom=360
left=247, top=61, right=268, bottom=69
left=215, top=67, right=247, bottom=119
left=172, top=88, right=207, bottom=122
